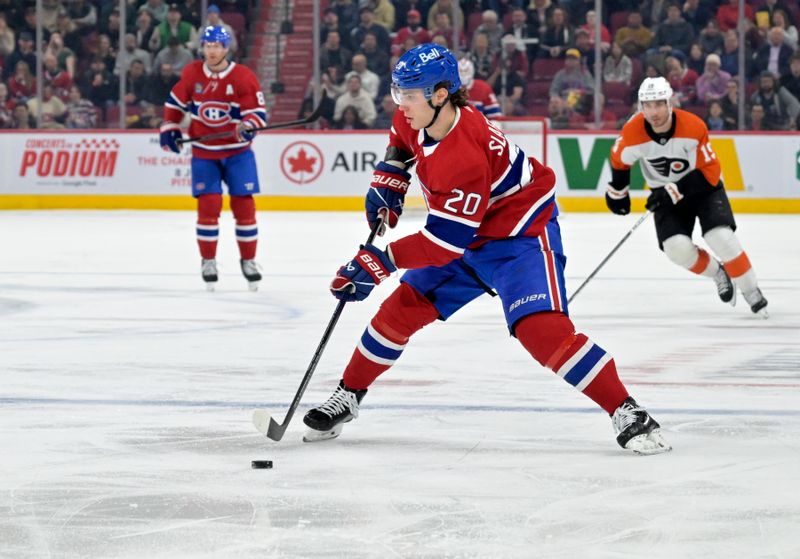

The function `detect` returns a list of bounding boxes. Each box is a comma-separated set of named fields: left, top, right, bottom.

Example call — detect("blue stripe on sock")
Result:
left=563, top=344, right=606, bottom=387
left=197, top=228, right=219, bottom=238
left=235, top=228, right=258, bottom=238
left=360, top=330, right=404, bottom=361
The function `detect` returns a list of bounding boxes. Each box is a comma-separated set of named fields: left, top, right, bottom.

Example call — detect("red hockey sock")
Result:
left=515, top=312, right=629, bottom=414
left=343, top=283, right=440, bottom=390
left=196, top=193, right=222, bottom=259
left=230, top=195, right=257, bottom=260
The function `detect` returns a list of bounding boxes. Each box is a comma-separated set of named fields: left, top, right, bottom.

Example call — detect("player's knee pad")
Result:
left=514, top=311, right=576, bottom=367
left=197, top=193, right=222, bottom=223
left=373, top=283, right=440, bottom=342
left=230, top=195, right=256, bottom=224
left=703, top=226, right=743, bottom=262
left=662, top=234, right=699, bottom=269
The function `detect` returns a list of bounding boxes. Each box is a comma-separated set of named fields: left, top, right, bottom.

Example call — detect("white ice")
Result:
left=1, top=210, right=799, bottom=559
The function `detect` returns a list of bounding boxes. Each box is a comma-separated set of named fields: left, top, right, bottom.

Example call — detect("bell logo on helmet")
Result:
left=418, top=49, right=441, bottom=63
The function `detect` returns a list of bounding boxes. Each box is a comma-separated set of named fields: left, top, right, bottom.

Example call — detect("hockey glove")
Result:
left=330, top=244, right=397, bottom=302
left=366, top=162, right=411, bottom=236
left=605, top=185, right=631, bottom=215
left=645, top=183, right=684, bottom=212
left=159, top=123, right=183, bottom=153
left=236, top=121, right=257, bottom=142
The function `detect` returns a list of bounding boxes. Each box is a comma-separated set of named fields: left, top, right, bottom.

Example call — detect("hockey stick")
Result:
left=176, top=90, right=328, bottom=145
left=253, top=217, right=384, bottom=442
left=567, top=211, right=652, bottom=305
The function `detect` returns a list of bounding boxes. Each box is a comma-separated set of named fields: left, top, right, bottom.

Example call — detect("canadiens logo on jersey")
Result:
left=198, top=101, right=232, bottom=126
left=648, top=156, right=690, bottom=177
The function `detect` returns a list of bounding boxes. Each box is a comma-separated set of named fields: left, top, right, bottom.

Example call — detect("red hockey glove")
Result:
left=330, top=244, right=397, bottom=302
left=366, top=162, right=411, bottom=236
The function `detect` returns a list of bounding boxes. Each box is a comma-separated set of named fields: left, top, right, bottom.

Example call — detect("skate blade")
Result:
left=625, top=430, right=672, bottom=455
left=248, top=281, right=259, bottom=292
left=755, top=308, right=769, bottom=319
left=303, top=424, right=343, bottom=443
left=727, top=288, right=737, bottom=307
left=205, top=282, right=216, bottom=292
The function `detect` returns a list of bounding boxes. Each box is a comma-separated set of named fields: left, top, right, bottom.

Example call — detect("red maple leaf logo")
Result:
left=288, top=148, right=316, bottom=174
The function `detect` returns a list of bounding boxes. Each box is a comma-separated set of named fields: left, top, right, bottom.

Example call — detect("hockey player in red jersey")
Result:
left=607, top=77, right=768, bottom=316
left=302, top=44, right=671, bottom=455
left=457, top=57, right=501, bottom=119
left=160, top=25, right=268, bottom=291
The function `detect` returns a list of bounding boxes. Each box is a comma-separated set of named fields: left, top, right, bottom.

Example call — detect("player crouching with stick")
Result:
left=302, top=44, right=671, bottom=455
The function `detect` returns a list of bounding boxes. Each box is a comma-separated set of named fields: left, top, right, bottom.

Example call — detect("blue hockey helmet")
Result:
left=200, top=25, right=231, bottom=48
left=391, top=43, right=461, bottom=101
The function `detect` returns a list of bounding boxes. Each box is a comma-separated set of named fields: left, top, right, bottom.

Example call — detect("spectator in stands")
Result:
left=603, top=41, right=633, bottom=85
left=528, top=0, right=555, bottom=40
left=150, top=3, right=199, bottom=53
left=8, top=60, right=36, bottom=103
left=705, top=99, right=729, bottom=130
left=654, top=3, right=695, bottom=58
left=100, top=7, right=122, bottom=48
left=145, top=62, right=179, bottom=106
left=346, top=53, right=380, bottom=101
left=97, top=35, right=117, bottom=75
left=17, top=7, right=45, bottom=43
left=696, top=53, right=731, bottom=103
left=11, top=103, right=34, bottom=129
left=320, top=8, right=341, bottom=45
left=720, top=30, right=743, bottom=76
left=0, top=13, right=15, bottom=58
left=179, top=0, right=203, bottom=28
left=682, top=0, right=711, bottom=33
left=372, top=94, right=397, bottom=128
left=54, top=14, right=80, bottom=56
left=644, top=62, right=662, bottom=78
left=329, top=0, right=359, bottom=39
left=719, top=79, right=741, bottom=128
left=755, top=0, right=794, bottom=31
left=4, top=32, right=37, bottom=81
left=493, top=54, right=526, bottom=115
left=747, top=103, right=768, bottom=129
left=334, top=104, right=368, bottom=129
left=772, top=9, right=798, bottom=51
left=123, top=60, right=149, bottom=106
left=333, top=74, right=376, bottom=126
left=717, top=0, right=753, bottom=33
left=614, top=11, right=653, bottom=59
left=572, top=29, right=596, bottom=72
left=751, top=69, right=800, bottom=128
left=666, top=53, right=698, bottom=104
left=473, top=10, right=505, bottom=55
left=780, top=53, right=800, bottom=101
left=66, top=0, right=98, bottom=33
left=26, top=84, right=66, bottom=129
left=369, top=0, right=396, bottom=32
left=358, top=32, right=390, bottom=79
left=549, top=48, right=594, bottom=111
left=497, top=34, right=529, bottom=80
left=506, top=7, right=539, bottom=60
left=140, top=0, right=168, bottom=24
left=0, top=82, right=15, bottom=128
left=570, top=92, right=617, bottom=128
left=204, top=5, right=239, bottom=56
left=580, top=10, right=611, bottom=53
left=395, top=0, right=432, bottom=29
left=134, top=10, right=157, bottom=53
left=392, top=10, right=431, bottom=55
left=127, top=102, right=163, bottom=129
left=429, top=11, right=465, bottom=51
left=540, top=7, right=573, bottom=58
left=116, top=34, right=153, bottom=76
left=469, top=31, right=497, bottom=81
left=42, top=53, right=73, bottom=101
left=698, top=19, right=724, bottom=56
left=82, top=56, right=117, bottom=108
left=46, top=32, right=76, bottom=79
left=686, top=42, right=705, bottom=75
left=320, top=31, right=353, bottom=73
left=752, top=27, right=793, bottom=78
left=547, top=95, right=571, bottom=129
left=350, top=6, right=390, bottom=53
left=427, top=0, right=464, bottom=35
left=153, top=36, right=194, bottom=75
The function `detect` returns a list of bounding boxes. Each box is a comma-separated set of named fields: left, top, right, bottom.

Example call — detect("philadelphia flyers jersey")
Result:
left=386, top=105, right=556, bottom=270
left=610, top=108, right=721, bottom=188
left=164, top=60, right=268, bottom=160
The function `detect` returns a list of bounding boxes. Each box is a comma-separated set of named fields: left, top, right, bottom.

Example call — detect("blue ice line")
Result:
left=0, top=397, right=798, bottom=417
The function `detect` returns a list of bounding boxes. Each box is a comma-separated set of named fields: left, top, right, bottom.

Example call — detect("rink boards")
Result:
left=1, top=129, right=799, bottom=212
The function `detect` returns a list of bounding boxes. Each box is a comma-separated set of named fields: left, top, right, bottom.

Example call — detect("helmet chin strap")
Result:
left=424, top=98, right=446, bottom=129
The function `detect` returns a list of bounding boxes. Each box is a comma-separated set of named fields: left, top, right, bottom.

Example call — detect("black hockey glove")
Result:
left=645, top=183, right=684, bottom=212
left=605, top=185, right=630, bottom=215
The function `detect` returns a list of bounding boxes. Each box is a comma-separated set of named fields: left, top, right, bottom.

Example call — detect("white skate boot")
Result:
left=201, top=259, right=218, bottom=292
left=612, top=397, right=672, bottom=455
left=713, top=265, right=736, bottom=306
left=240, top=259, right=261, bottom=291
left=302, top=380, right=367, bottom=442
left=743, top=287, right=768, bottom=318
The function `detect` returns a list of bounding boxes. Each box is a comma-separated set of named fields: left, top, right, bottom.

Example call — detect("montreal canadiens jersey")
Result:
left=610, top=108, right=721, bottom=188
left=467, top=79, right=501, bottom=119
left=163, top=60, right=268, bottom=160
left=387, top=105, right=556, bottom=270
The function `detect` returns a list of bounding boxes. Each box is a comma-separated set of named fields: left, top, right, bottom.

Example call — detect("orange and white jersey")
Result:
left=610, top=108, right=721, bottom=188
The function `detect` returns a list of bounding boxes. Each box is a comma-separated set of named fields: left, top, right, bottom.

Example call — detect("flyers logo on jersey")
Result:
left=198, top=101, right=232, bottom=127
left=648, top=156, right=690, bottom=177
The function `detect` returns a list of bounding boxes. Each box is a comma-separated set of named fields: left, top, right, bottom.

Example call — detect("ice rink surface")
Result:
left=1, top=210, right=799, bottom=559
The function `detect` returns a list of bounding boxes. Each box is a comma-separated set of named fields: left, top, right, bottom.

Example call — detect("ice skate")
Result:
left=201, top=258, right=218, bottom=292
left=713, top=265, right=736, bottom=306
left=240, top=259, right=261, bottom=291
left=743, top=287, right=768, bottom=318
left=611, top=397, right=672, bottom=455
left=303, top=380, right=367, bottom=442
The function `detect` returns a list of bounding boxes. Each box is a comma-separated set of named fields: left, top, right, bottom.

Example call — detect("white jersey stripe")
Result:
left=510, top=184, right=556, bottom=236
left=367, top=323, right=407, bottom=351
left=428, top=208, right=482, bottom=228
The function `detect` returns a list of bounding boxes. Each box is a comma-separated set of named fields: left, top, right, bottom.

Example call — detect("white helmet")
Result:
left=457, top=57, right=475, bottom=89
left=638, top=77, right=673, bottom=113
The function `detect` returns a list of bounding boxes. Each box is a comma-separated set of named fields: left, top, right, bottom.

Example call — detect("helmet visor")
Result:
left=390, top=84, right=428, bottom=105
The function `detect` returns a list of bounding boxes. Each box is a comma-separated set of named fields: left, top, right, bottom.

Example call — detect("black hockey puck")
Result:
left=251, top=460, right=273, bottom=469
